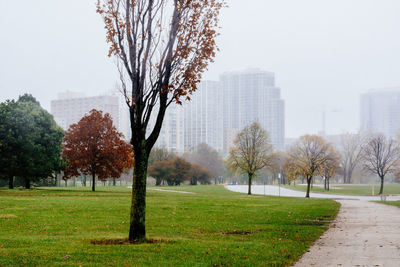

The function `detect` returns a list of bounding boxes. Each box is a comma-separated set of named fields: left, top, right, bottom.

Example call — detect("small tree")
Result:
left=190, top=163, right=211, bottom=185
left=321, top=147, right=340, bottom=191
left=167, top=158, right=192, bottom=186
left=62, top=110, right=133, bottom=191
left=226, top=122, right=273, bottom=195
left=362, top=134, right=400, bottom=195
left=338, top=132, right=364, bottom=183
left=285, top=135, right=333, bottom=198
left=148, top=159, right=174, bottom=186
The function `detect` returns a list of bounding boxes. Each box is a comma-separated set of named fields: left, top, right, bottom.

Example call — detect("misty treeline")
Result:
left=225, top=122, right=400, bottom=197
left=283, top=131, right=400, bottom=196
left=147, top=143, right=225, bottom=186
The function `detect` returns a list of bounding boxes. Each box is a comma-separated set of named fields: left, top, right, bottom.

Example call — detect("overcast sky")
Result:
left=1, top=0, right=400, bottom=138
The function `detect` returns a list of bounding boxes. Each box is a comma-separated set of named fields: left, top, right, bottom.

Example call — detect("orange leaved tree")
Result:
left=96, top=0, right=225, bottom=242
left=62, top=109, right=134, bottom=191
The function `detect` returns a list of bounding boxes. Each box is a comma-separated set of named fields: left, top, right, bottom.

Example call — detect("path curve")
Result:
left=225, top=185, right=400, bottom=201
left=295, top=200, right=400, bottom=267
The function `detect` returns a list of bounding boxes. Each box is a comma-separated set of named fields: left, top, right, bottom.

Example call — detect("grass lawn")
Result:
left=283, top=183, right=400, bottom=196
left=376, top=201, right=400, bottom=208
left=0, top=185, right=339, bottom=266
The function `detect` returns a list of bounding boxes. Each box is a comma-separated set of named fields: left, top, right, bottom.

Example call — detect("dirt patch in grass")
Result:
left=221, top=229, right=254, bottom=235
left=90, top=238, right=175, bottom=245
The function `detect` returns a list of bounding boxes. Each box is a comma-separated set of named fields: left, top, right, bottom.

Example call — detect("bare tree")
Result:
left=96, top=0, right=225, bottom=242
left=226, top=122, right=274, bottom=195
left=362, top=134, right=400, bottom=195
left=339, top=132, right=364, bottom=183
left=321, top=147, right=340, bottom=191
left=285, top=135, right=333, bottom=198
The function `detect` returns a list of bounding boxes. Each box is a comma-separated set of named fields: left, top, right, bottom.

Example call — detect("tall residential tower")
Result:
left=220, top=69, right=285, bottom=152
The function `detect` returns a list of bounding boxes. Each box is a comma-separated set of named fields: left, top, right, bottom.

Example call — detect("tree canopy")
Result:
left=226, top=122, right=274, bottom=195
left=0, top=94, right=65, bottom=189
left=62, top=109, right=134, bottom=191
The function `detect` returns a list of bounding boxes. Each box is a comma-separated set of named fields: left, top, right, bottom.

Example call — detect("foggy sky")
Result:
left=1, top=0, right=400, bottom=138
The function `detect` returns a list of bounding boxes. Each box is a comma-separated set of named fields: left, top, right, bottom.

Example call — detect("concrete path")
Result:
left=295, top=200, right=400, bottom=267
left=225, top=185, right=400, bottom=201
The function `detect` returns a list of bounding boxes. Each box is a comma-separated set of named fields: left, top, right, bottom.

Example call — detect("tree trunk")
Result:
left=379, top=176, right=384, bottom=195
left=25, top=178, right=31, bottom=189
left=129, top=143, right=149, bottom=242
left=113, top=178, right=116, bottom=186
left=92, top=173, right=96, bottom=191
left=347, top=169, right=353, bottom=184
left=327, top=178, right=330, bottom=190
left=155, top=177, right=161, bottom=186
left=83, top=175, right=87, bottom=187
left=8, top=176, right=14, bottom=189
left=64, top=179, right=67, bottom=187
left=248, top=173, right=253, bottom=195
left=305, top=177, right=311, bottom=198
left=324, top=177, right=327, bottom=191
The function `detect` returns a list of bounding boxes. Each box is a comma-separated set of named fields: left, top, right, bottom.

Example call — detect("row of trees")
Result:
left=147, top=143, right=225, bottom=186
left=285, top=133, right=400, bottom=197
left=226, top=122, right=400, bottom=198
left=0, top=99, right=135, bottom=191
left=149, top=157, right=211, bottom=186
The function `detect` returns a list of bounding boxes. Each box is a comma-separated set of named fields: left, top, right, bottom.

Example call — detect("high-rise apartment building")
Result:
left=183, top=81, right=223, bottom=152
left=50, top=91, right=128, bottom=138
left=220, top=69, right=285, bottom=151
left=360, top=88, right=400, bottom=138
left=150, top=104, right=185, bottom=154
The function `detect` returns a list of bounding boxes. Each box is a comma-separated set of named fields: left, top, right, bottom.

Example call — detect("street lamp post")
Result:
left=278, top=173, right=281, bottom=197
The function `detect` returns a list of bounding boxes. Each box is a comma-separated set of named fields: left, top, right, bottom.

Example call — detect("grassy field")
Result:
left=0, top=185, right=339, bottom=266
left=283, top=183, right=400, bottom=196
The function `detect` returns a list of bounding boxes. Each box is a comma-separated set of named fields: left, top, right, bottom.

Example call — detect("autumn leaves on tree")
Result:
left=62, top=110, right=133, bottom=191
left=96, top=0, right=225, bottom=242
left=285, top=135, right=339, bottom=198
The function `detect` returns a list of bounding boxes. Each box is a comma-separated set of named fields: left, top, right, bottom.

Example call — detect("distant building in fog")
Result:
left=220, top=69, right=285, bottom=152
left=360, top=88, right=400, bottom=138
left=51, top=91, right=130, bottom=139
left=150, top=104, right=185, bottom=154
left=183, top=81, right=223, bottom=152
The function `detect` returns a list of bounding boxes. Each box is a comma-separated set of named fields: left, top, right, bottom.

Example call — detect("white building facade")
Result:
left=360, top=88, right=400, bottom=138
left=183, top=81, right=223, bottom=152
left=220, top=69, right=285, bottom=152
left=50, top=91, right=128, bottom=138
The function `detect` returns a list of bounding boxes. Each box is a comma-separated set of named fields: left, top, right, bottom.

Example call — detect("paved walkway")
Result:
left=295, top=200, right=400, bottom=267
left=225, top=185, right=400, bottom=201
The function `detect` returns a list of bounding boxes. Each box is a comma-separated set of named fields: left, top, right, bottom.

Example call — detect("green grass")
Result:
left=0, top=185, right=339, bottom=266
left=376, top=201, right=400, bottom=208
left=283, top=183, right=400, bottom=196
